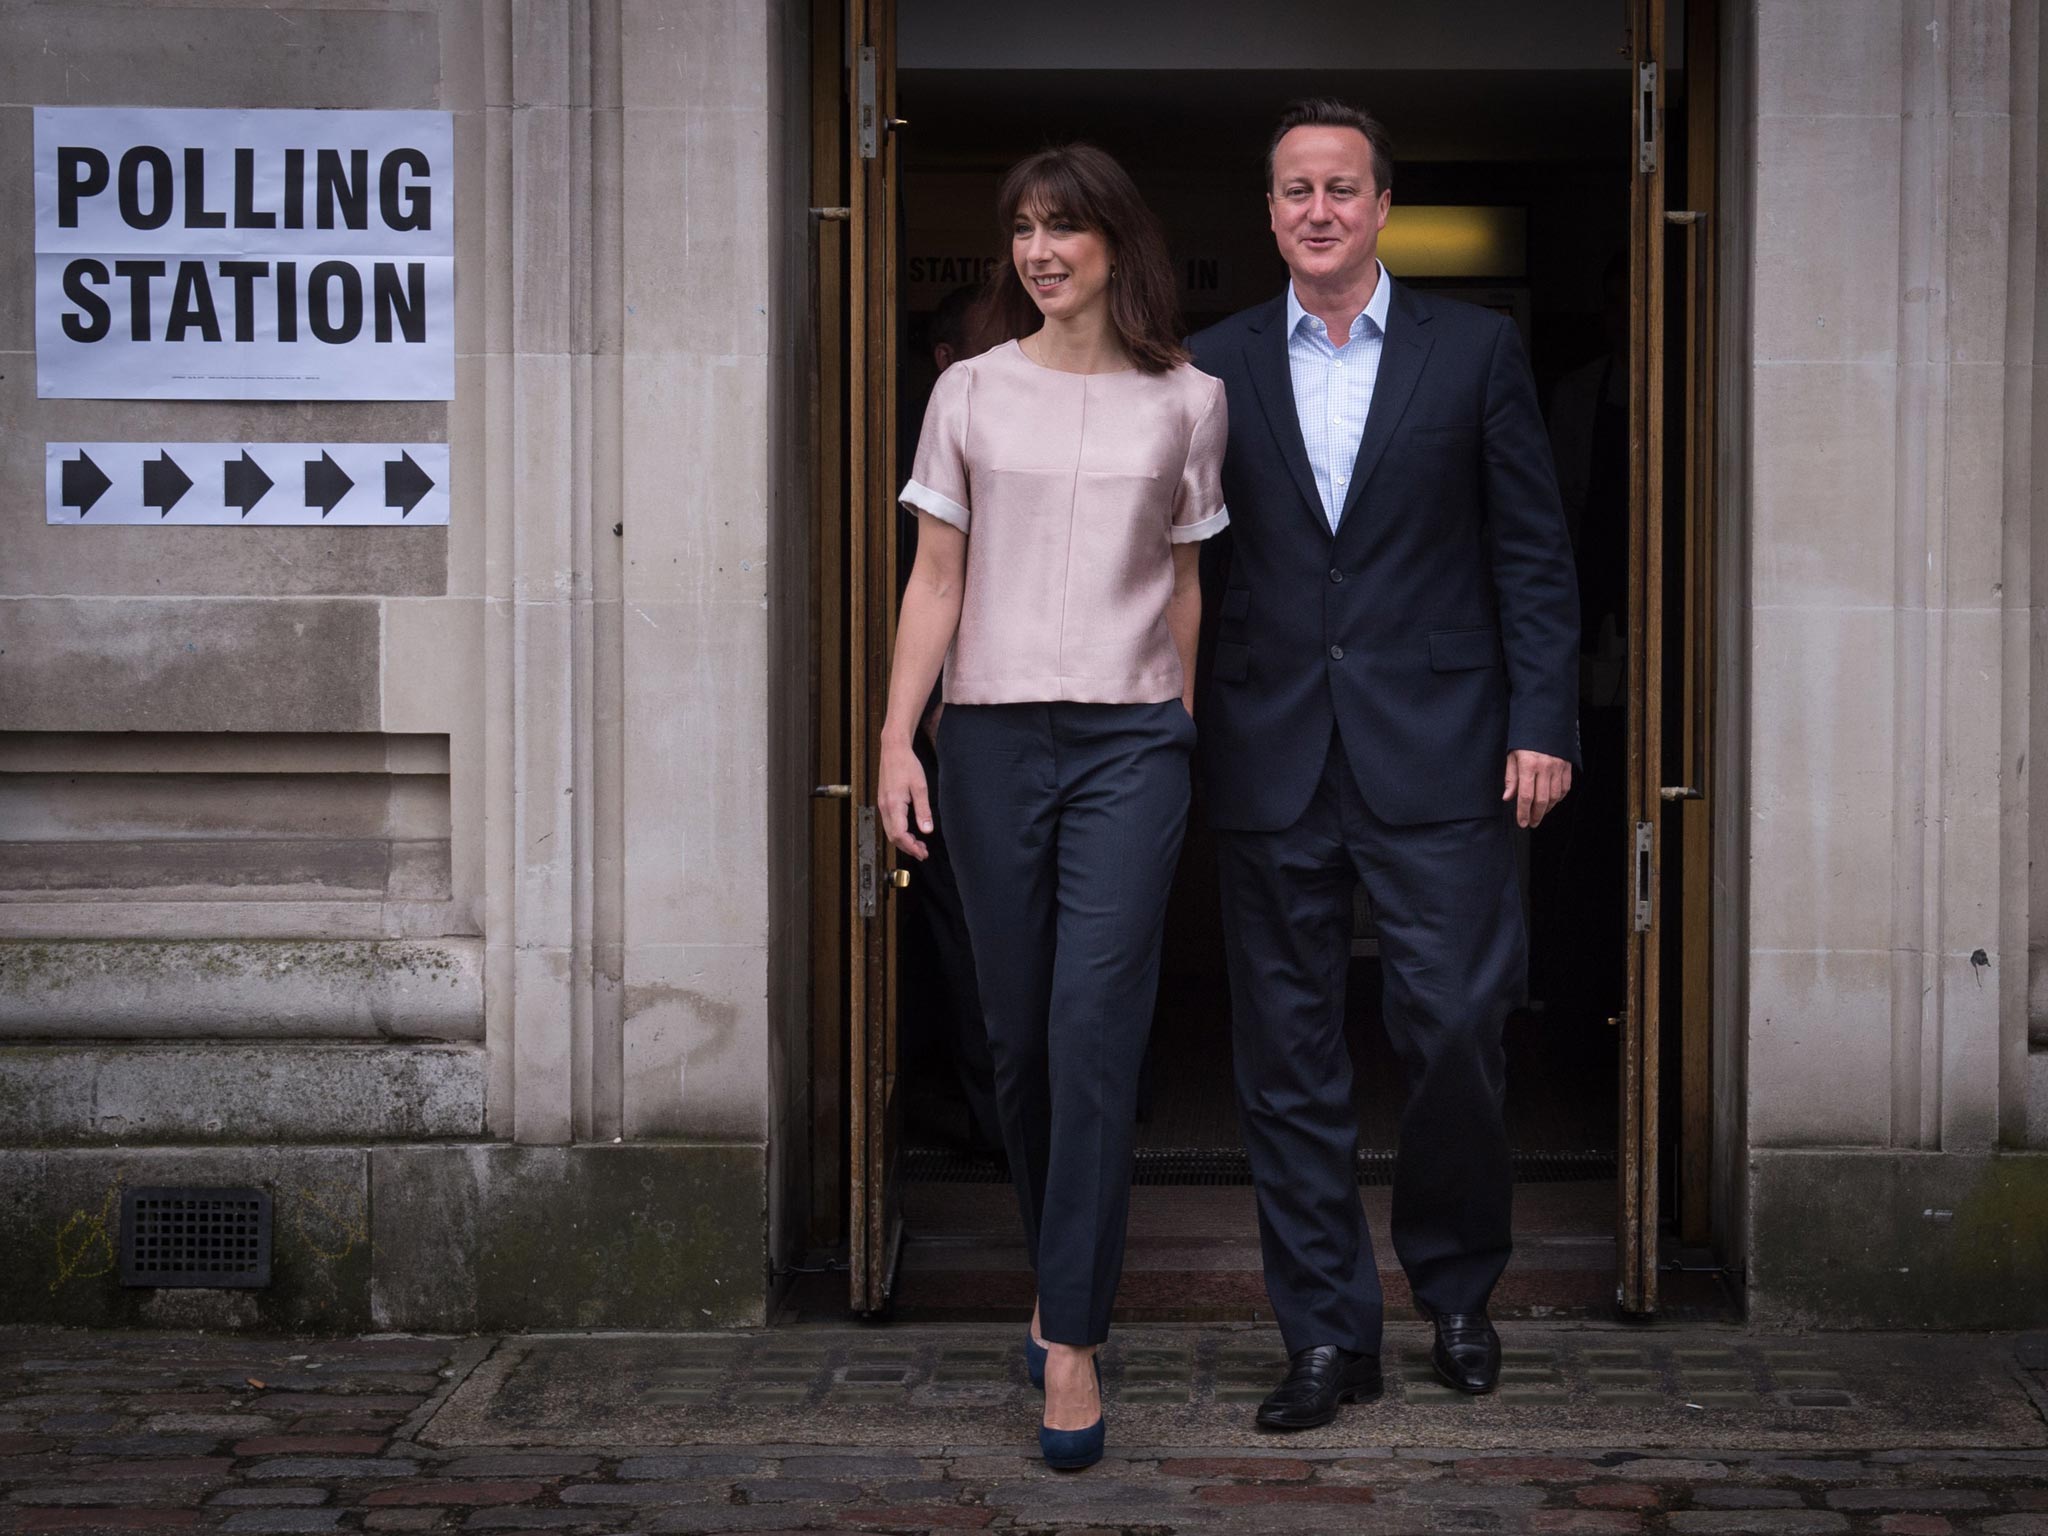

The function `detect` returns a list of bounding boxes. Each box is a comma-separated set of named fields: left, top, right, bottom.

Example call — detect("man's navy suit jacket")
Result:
left=1189, top=281, right=1581, bottom=832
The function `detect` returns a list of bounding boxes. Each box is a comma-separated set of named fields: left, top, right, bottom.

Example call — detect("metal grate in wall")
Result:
left=120, top=1187, right=272, bottom=1289
left=902, top=1146, right=1615, bottom=1188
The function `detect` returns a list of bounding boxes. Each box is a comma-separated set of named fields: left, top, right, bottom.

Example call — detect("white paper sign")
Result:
left=34, top=108, right=454, bottom=401
left=46, top=442, right=451, bottom=526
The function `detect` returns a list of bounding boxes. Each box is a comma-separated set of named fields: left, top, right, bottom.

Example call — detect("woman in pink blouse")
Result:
left=877, top=145, right=1229, bottom=1471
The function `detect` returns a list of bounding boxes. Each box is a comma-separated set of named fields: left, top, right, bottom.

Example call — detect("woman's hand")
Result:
left=878, top=732, right=934, bottom=860
left=877, top=514, right=964, bottom=861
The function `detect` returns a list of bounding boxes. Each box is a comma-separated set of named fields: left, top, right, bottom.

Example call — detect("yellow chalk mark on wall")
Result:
left=288, top=1182, right=367, bottom=1262
left=50, top=1185, right=120, bottom=1292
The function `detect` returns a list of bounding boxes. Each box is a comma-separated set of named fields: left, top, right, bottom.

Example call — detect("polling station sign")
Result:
left=34, top=107, right=453, bottom=401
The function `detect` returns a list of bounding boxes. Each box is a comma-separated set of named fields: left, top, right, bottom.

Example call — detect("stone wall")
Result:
left=0, top=0, right=810, bottom=1328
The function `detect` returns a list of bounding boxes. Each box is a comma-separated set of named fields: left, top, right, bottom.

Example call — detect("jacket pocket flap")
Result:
left=1220, top=589, right=1250, bottom=621
left=1429, top=627, right=1502, bottom=671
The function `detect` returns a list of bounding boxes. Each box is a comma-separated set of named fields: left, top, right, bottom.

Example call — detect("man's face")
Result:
left=1267, top=126, right=1392, bottom=292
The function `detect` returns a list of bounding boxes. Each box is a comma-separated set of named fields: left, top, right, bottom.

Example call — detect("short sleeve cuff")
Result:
left=901, top=478, right=970, bottom=532
left=1170, top=505, right=1230, bottom=544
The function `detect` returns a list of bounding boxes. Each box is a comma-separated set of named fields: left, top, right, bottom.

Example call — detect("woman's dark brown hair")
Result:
left=977, top=144, right=1188, bottom=375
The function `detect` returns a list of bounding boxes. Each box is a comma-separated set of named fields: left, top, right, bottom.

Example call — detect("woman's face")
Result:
left=1011, top=201, right=1113, bottom=322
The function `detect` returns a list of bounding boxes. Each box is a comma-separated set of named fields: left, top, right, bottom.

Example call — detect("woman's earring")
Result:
left=1109, top=264, right=1118, bottom=278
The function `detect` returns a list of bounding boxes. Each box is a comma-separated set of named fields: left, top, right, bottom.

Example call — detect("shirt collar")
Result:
left=1287, top=260, right=1392, bottom=346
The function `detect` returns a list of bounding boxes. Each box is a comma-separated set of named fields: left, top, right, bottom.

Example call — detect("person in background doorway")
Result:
left=876, top=144, right=1228, bottom=1471
left=1189, top=99, right=1579, bottom=1430
left=1547, top=251, right=1630, bottom=707
left=1535, top=253, right=1630, bottom=1032
left=895, top=285, right=1003, bottom=1161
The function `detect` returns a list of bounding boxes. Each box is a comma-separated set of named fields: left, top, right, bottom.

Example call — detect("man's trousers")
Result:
left=1216, top=726, right=1523, bottom=1357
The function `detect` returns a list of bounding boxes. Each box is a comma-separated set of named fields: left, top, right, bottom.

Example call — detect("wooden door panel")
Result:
left=845, top=0, right=903, bottom=1316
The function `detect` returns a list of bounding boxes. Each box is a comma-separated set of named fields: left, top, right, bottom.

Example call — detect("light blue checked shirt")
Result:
left=1286, top=261, right=1392, bottom=532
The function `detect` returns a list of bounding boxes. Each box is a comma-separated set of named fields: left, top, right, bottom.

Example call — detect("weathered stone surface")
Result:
left=0, top=1044, right=486, bottom=1146
left=0, top=941, right=482, bottom=1042
left=368, top=1143, right=767, bottom=1332
left=0, top=600, right=382, bottom=734
left=363, top=1482, right=545, bottom=1507
left=438, top=1457, right=599, bottom=1478
left=0, top=1148, right=372, bottom=1332
left=615, top=1456, right=764, bottom=1480
left=1692, top=1487, right=1808, bottom=1508
left=1826, top=1488, right=1994, bottom=1510
left=243, top=1459, right=420, bottom=1481
left=218, top=1514, right=349, bottom=1534
left=1749, top=1150, right=2048, bottom=1328
left=0, top=5, right=441, bottom=110
left=6, top=1323, right=2048, bottom=1536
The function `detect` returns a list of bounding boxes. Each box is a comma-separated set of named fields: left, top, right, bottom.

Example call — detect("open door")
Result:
left=1618, top=0, right=1663, bottom=1317
left=844, top=0, right=905, bottom=1316
left=1620, top=0, right=1719, bottom=1315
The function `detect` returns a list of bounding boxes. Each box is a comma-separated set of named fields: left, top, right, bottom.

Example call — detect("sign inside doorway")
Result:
left=903, top=250, right=1231, bottom=311
left=32, top=108, right=454, bottom=401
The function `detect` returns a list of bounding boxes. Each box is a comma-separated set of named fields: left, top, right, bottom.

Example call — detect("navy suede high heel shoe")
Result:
left=1025, top=1331, right=1048, bottom=1390
left=1037, top=1354, right=1104, bottom=1472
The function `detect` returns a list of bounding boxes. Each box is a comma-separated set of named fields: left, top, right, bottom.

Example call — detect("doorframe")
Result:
left=805, top=0, right=1749, bottom=1318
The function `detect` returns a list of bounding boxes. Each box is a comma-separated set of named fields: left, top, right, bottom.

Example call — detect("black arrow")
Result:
left=143, top=451, right=192, bottom=518
left=62, top=451, right=112, bottom=517
left=305, top=451, right=353, bottom=516
left=384, top=451, right=435, bottom=517
left=224, top=451, right=274, bottom=517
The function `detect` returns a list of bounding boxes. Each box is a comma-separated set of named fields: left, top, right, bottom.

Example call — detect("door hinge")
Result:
left=1637, top=62, right=1659, bottom=174
left=856, top=806, right=879, bottom=919
left=857, top=46, right=879, bottom=160
left=1633, top=820, right=1654, bottom=932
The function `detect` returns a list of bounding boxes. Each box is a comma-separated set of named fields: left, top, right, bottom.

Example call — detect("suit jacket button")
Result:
left=1328, top=644, right=1344, bottom=660
left=1329, top=568, right=1344, bottom=583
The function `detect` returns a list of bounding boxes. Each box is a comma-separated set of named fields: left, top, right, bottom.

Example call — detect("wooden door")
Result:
left=1618, top=0, right=1669, bottom=1316
left=1620, top=0, right=1720, bottom=1313
left=844, top=0, right=905, bottom=1316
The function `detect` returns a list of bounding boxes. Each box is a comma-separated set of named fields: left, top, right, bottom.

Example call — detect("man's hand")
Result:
left=1503, top=749, right=1573, bottom=829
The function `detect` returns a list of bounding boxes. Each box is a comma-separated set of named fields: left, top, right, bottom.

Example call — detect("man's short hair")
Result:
left=1265, top=98, right=1394, bottom=198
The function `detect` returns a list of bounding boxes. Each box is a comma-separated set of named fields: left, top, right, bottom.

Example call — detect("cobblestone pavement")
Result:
left=2, top=1326, right=2045, bottom=1535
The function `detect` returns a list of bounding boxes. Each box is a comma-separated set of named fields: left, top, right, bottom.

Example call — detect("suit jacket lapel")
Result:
left=1337, top=280, right=1434, bottom=526
left=1242, top=298, right=1326, bottom=533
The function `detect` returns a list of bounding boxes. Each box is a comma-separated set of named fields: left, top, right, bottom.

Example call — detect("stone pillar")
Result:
left=1744, top=0, right=2047, bottom=1325
left=477, top=0, right=619, bottom=1145
left=611, top=0, right=796, bottom=1153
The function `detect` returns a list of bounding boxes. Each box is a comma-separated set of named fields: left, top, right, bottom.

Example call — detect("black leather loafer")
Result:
left=1255, top=1344, right=1383, bottom=1431
left=1429, top=1311, right=1501, bottom=1394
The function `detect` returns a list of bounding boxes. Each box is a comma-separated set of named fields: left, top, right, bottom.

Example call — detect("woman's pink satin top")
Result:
left=900, top=339, right=1230, bottom=706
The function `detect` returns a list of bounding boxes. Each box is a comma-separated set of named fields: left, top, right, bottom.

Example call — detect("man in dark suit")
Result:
left=1190, top=99, right=1580, bottom=1430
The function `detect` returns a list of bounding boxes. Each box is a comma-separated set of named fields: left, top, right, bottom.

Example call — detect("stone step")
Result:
left=0, top=938, right=483, bottom=1040
left=0, top=1040, right=486, bottom=1145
